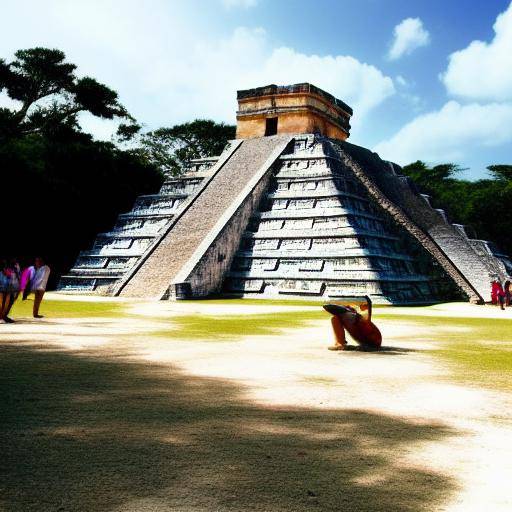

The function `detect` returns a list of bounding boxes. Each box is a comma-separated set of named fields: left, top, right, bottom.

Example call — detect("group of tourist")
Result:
left=0, top=257, right=51, bottom=323
left=491, top=279, right=512, bottom=310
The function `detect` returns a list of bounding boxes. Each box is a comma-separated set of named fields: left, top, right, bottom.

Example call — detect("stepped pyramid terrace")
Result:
left=59, top=83, right=512, bottom=304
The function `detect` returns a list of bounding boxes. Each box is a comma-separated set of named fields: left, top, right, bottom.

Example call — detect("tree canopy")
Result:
left=0, top=48, right=238, bottom=285
left=136, top=119, right=236, bottom=175
left=401, top=160, right=512, bottom=257
left=0, top=48, right=161, bottom=285
left=0, top=47, right=134, bottom=140
left=487, top=165, right=512, bottom=181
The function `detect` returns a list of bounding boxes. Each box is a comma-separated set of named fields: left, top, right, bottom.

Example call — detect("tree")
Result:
left=401, top=160, right=512, bottom=258
left=137, top=119, right=236, bottom=175
left=0, top=47, right=135, bottom=140
left=402, top=160, right=462, bottom=190
left=0, top=128, right=163, bottom=286
left=487, top=165, right=512, bottom=181
left=0, top=47, right=161, bottom=285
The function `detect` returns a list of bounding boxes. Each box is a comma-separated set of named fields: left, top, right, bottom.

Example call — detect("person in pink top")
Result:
left=20, top=265, right=35, bottom=300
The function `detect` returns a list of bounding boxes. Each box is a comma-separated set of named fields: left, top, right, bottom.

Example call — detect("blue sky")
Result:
left=1, top=0, right=512, bottom=179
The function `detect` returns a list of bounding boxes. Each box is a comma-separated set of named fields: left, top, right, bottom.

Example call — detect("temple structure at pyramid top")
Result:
left=59, top=83, right=512, bottom=304
left=236, top=83, right=352, bottom=140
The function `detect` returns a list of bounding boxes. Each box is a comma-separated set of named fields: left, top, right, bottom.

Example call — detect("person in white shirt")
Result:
left=32, top=257, right=50, bottom=319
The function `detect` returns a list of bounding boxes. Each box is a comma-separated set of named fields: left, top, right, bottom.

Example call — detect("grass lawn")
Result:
left=8, top=295, right=512, bottom=391
left=1, top=296, right=511, bottom=511
left=149, top=309, right=326, bottom=340
left=10, top=295, right=124, bottom=318
left=149, top=301, right=512, bottom=392
left=377, top=313, right=512, bottom=391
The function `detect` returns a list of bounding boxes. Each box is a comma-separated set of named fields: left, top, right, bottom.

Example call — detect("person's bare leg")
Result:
left=1, top=294, right=12, bottom=320
left=33, top=290, right=44, bottom=318
left=3, top=293, right=17, bottom=322
left=0, top=292, right=5, bottom=319
left=328, top=316, right=347, bottom=350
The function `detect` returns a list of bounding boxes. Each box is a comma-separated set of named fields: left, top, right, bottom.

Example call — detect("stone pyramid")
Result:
left=59, top=83, right=512, bottom=303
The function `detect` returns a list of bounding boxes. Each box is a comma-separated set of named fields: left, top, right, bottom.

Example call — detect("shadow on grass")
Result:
left=0, top=344, right=456, bottom=512
left=339, top=345, right=416, bottom=355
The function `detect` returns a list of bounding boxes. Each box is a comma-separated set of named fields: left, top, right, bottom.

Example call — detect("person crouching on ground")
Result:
left=32, top=257, right=50, bottom=319
left=323, top=302, right=382, bottom=351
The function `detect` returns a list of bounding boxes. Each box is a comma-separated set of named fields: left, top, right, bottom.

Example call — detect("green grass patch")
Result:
left=150, top=310, right=326, bottom=340
left=10, top=297, right=124, bottom=318
left=10, top=294, right=512, bottom=392
left=378, top=313, right=512, bottom=391
left=178, top=297, right=396, bottom=308
left=178, top=297, right=324, bottom=307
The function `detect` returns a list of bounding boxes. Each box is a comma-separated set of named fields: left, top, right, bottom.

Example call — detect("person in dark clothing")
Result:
left=1, top=259, right=20, bottom=323
left=505, top=280, right=512, bottom=307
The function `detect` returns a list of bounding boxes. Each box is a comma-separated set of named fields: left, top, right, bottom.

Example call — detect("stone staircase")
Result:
left=58, top=157, right=218, bottom=293
left=117, top=135, right=293, bottom=299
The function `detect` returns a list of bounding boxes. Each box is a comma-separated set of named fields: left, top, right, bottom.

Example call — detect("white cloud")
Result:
left=393, top=75, right=424, bottom=111
left=0, top=2, right=395, bottom=141
left=121, top=24, right=395, bottom=128
left=78, top=112, right=121, bottom=142
left=222, top=0, right=258, bottom=8
left=0, top=92, right=22, bottom=111
left=146, top=27, right=395, bottom=138
left=396, top=75, right=408, bottom=87
left=380, top=5, right=512, bottom=169
left=388, top=17, right=430, bottom=60
left=256, top=47, right=395, bottom=121
left=374, top=101, right=512, bottom=164
left=442, top=1, right=512, bottom=101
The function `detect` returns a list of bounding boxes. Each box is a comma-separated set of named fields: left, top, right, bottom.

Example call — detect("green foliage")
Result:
left=137, top=119, right=235, bottom=175
left=401, top=161, right=463, bottom=189
left=487, top=165, right=512, bottom=181
left=401, top=160, right=512, bottom=256
left=0, top=47, right=135, bottom=140
left=116, top=122, right=142, bottom=142
left=0, top=47, right=163, bottom=285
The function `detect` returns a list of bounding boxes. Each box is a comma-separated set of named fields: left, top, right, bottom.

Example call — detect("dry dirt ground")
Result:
left=1, top=295, right=511, bottom=512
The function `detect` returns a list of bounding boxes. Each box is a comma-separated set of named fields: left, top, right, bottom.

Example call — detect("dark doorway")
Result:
left=265, top=117, right=278, bottom=136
